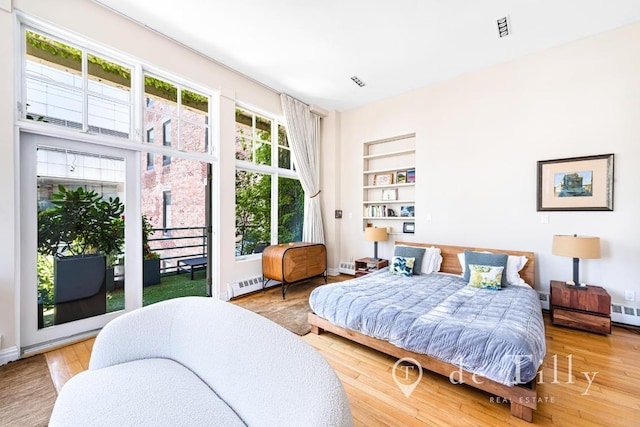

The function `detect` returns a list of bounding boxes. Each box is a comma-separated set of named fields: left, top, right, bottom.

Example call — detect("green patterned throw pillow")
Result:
left=468, top=264, right=504, bottom=290
left=390, top=256, right=415, bottom=277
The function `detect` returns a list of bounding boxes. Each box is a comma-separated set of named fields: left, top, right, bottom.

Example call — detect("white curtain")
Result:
left=280, top=94, right=325, bottom=244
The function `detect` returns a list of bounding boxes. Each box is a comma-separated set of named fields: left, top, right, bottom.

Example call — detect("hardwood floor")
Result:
left=45, top=302, right=640, bottom=426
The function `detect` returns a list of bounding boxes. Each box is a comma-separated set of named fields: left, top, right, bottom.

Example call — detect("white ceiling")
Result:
left=94, top=0, right=640, bottom=111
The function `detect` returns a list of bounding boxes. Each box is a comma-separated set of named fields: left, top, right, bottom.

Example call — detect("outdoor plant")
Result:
left=38, top=185, right=125, bottom=258
left=142, top=214, right=160, bottom=259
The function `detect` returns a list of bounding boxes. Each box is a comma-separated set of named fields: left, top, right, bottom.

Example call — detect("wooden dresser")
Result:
left=262, top=242, right=327, bottom=298
left=550, top=280, right=611, bottom=334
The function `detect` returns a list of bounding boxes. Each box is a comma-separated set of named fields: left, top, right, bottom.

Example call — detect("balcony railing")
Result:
left=148, top=226, right=207, bottom=274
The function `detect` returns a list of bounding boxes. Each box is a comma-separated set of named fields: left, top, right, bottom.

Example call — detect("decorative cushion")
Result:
left=394, top=246, right=425, bottom=275
left=468, top=264, right=504, bottom=290
left=389, top=256, right=415, bottom=277
left=462, top=250, right=508, bottom=286
left=458, top=252, right=527, bottom=286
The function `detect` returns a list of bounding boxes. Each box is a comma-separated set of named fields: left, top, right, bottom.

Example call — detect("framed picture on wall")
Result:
left=403, top=222, right=415, bottom=233
left=537, top=154, right=614, bottom=211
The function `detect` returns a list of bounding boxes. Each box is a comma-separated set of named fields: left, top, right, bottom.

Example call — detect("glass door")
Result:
left=20, top=133, right=141, bottom=352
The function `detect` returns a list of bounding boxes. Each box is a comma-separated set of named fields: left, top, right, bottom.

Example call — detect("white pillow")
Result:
left=457, top=252, right=528, bottom=286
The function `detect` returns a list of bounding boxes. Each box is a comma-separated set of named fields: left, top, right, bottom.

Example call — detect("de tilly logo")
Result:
left=392, top=354, right=599, bottom=398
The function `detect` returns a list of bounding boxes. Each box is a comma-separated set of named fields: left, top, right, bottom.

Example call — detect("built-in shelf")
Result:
left=362, top=134, right=416, bottom=231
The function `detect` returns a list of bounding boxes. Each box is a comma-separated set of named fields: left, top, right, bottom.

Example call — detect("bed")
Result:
left=308, top=242, right=545, bottom=422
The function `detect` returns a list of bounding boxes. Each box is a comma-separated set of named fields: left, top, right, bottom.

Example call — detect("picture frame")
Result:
left=403, top=222, right=415, bottom=233
left=396, top=171, right=407, bottom=184
left=537, top=154, right=614, bottom=211
left=400, top=205, right=415, bottom=217
left=373, top=173, right=393, bottom=186
left=382, top=189, right=397, bottom=201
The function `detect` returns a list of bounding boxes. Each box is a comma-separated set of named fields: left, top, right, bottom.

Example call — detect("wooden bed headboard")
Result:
left=395, top=242, right=535, bottom=288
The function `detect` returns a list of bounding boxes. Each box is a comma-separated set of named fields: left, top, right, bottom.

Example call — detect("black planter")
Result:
left=143, top=258, right=161, bottom=287
left=106, top=267, right=115, bottom=292
left=54, top=254, right=107, bottom=325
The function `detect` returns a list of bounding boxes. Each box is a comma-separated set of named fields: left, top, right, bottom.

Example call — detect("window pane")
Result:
left=180, top=89, right=209, bottom=154
left=278, top=176, right=303, bottom=243
left=278, top=147, right=291, bottom=169
left=144, top=75, right=178, bottom=114
left=163, top=120, right=172, bottom=166
left=26, top=31, right=82, bottom=88
left=255, top=115, right=271, bottom=166
left=88, top=95, right=130, bottom=138
left=235, top=110, right=252, bottom=161
left=86, top=54, right=131, bottom=138
left=235, top=170, right=271, bottom=255
left=146, top=129, right=154, bottom=171
left=36, top=147, right=125, bottom=327
left=181, top=121, right=207, bottom=153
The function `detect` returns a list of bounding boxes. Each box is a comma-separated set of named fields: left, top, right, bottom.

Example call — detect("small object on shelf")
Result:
left=406, top=169, right=416, bottom=183
left=400, top=206, right=415, bottom=217
left=373, top=173, right=393, bottom=186
left=382, top=189, right=397, bottom=201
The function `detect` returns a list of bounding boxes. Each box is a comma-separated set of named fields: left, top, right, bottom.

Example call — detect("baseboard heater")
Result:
left=227, top=276, right=279, bottom=299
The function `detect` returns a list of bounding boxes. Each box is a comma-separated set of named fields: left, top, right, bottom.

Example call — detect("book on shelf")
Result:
left=396, top=171, right=406, bottom=184
left=406, top=169, right=415, bottom=183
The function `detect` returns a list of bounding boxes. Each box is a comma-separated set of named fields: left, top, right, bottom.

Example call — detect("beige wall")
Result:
left=339, top=22, right=640, bottom=305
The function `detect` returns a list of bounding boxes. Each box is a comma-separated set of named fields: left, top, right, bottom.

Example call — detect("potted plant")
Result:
left=142, top=215, right=161, bottom=287
left=38, top=185, right=124, bottom=324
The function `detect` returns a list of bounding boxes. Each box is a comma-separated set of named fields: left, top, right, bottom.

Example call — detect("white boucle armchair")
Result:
left=49, top=297, right=353, bottom=427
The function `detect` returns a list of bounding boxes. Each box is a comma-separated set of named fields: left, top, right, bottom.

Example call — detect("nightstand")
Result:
left=550, top=280, right=611, bottom=334
left=354, top=258, right=388, bottom=278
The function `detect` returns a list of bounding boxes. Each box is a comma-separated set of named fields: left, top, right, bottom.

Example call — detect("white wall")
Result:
left=338, top=22, right=640, bottom=306
left=0, top=0, right=284, bottom=353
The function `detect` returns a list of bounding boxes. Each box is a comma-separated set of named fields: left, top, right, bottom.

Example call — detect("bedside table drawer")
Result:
left=552, top=307, right=611, bottom=334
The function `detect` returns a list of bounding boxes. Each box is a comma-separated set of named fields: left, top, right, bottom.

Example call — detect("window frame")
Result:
left=235, top=105, right=300, bottom=259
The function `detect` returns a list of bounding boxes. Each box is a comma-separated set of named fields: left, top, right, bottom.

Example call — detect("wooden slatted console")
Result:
left=262, top=242, right=327, bottom=298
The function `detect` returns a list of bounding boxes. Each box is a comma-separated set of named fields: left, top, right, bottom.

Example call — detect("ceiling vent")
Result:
left=497, top=16, right=510, bottom=38
left=350, top=75, right=366, bottom=87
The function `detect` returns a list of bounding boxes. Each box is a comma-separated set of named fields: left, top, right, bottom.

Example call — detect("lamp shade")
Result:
left=552, top=235, right=601, bottom=259
left=365, top=227, right=388, bottom=242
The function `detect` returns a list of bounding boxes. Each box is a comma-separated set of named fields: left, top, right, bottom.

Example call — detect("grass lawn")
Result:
left=107, top=269, right=208, bottom=312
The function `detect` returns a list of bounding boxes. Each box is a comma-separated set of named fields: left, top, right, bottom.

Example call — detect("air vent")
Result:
left=350, top=75, right=366, bottom=87
left=537, top=292, right=550, bottom=310
left=497, top=16, right=510, bottom=38
left=610, top=303, right=640, bottom=326
left=339, top=261, right=356, bottom=275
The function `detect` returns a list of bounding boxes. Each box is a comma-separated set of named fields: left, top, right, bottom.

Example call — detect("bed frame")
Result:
left=308, top=242, right=538, bottom=422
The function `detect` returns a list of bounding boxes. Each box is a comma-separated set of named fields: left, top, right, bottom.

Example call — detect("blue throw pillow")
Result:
left=389, top=256, right=415, bottom=277
left=463, top=250, right=508, bottom=287
left=394, top=246, right=426, bottom=275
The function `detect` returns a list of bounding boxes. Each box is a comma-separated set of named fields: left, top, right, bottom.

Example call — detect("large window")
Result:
left=23, top=28, right=212, bottom=157
left=235, top=108, right=303, bottom=256
left=25, top=30, right=132, bottom=137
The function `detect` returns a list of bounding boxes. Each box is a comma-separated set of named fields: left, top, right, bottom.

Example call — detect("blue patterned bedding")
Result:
left=309, top=269, right=546, bottom=385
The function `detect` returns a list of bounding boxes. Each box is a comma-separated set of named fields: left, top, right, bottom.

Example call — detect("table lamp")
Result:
left=365, top=227, right=388, bottom=261
left=552, top=234, right=600, bottom=286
